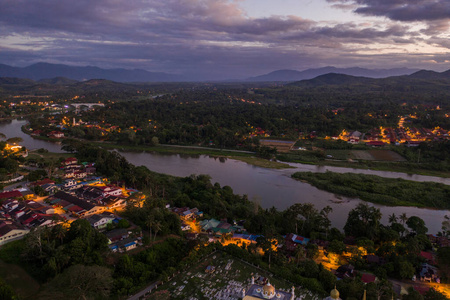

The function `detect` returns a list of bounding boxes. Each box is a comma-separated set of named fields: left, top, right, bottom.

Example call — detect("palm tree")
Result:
left=153, top=221, right=162, bottom=241
left=52, top=224, right=67, bottom=245
left=145, top=216, right=154, bottom=240
left=400, top=213, right=408, bottom=225
left=388, top=213, right=397, bottom=225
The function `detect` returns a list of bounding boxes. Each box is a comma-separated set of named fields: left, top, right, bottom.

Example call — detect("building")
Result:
left=259, top=139, right=296, bottom=153
left=52, top=191, right=105, bottom=217
left=0, top=221, right=29, bottom=246
left=87, top=213, right=116, bottom=230
left=323, top=286, right=341, bottom=300
left=242, top=277, right=295, bottom=300
left=62, top=157, right=78, bottom=166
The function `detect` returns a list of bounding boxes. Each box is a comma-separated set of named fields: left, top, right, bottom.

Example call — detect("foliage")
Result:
left=292, top=171, right=450, bottom=209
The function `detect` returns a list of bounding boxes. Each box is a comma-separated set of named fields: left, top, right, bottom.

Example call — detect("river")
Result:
left=1, top=119, right=448, bottom=233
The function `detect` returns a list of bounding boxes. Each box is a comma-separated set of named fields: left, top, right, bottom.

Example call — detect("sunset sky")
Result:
left=1, top=0, right=449, bottom=79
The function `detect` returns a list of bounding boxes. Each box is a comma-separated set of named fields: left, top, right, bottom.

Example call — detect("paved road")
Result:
left=127, top=281, right=160, bottom=300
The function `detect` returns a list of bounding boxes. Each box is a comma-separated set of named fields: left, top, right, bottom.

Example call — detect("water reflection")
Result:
left=0, top=119, right=447, bottom=233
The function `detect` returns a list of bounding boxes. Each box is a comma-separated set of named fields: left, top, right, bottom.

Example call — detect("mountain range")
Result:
left=0, top=62, right=428, bottom=83
left=246, top=67, right=420, bottom=82
left=0, top=63, right=185, bottom=83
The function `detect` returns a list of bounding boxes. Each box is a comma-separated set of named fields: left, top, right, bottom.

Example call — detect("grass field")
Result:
left=326, top=149, right=406, bottom=162
left=27, top=150, right=74, bottom=161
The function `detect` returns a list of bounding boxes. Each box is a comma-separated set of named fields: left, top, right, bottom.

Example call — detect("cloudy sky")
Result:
left=1, top=0, right=449, bottom=79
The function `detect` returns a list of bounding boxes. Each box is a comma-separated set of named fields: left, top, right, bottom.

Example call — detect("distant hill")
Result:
left=247, top=66, right=419, bottom=82
left=291, top=73, right=375, bottom=87
left=37, top=77, right=79, bottom=85
left=0, top=62, right=186, bottom=83
left=408, top=69, right=450, bottom=80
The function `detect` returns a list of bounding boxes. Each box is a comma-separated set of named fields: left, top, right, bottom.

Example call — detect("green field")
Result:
left=325, top=150, right=406, bottom=162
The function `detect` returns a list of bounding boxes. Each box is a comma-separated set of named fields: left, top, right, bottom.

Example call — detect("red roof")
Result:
left=420, top=251, right=433, bottom=261
left=413, top=285, right=430, bottom=295
left=366, top=141, right=385, bottom=146
left=361, top=273, right=376, bottom=283
left=67, top=205, right=84, bottom=213
left=32, top=178, right=55, bottom=186
left=0, top=190, right=23, bottom=199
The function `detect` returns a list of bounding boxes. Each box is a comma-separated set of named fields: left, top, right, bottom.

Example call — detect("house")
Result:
left=109, top=237, right=138, bottom=252
left=87, top=213, right=116, bottom=230
left=0, top=221, right=29, bottom=246
left=407, top=141, right=422, bottom=147
left=63, top=179, right=81, bottom=191
left=0, top=190, right=23, bottom=200
left=102, top=196, right=127, bottom=209
left=366, top=254, right=383, bottom=266
left=419, top=251, right=436, bottom=265
left=41, top=183, right=59, bottom=194
left=105, top=228, right=129, bottom=243
left=47, top=131, right=64, bottom=139
left=366, top=141, right=385, bottom=147
left=31, top=178, right=55, bottom=187
left=94, top=185, right=123, bottom=197
left=62, top=157, right=78, bottom=166
left=181, top=223, right=191, bottom=231
left=85, top=166, right=96, bottom=175
left=285, top=233, right=309, bottom=247
left=185, top=233, right=198, bottom=240
left=361, top=273, right=377, bottom=284
left=31, top=130, right=43, bottom=136
left=259, top=139, right=296, bottom=153
left=336, top=264, right=355, bottom=279
left=73, top=170, right=87, bottom=179
left=52, top=191, right=105, bottom=217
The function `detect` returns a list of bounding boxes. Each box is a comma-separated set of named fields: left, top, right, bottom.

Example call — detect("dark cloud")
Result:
left=327, top=0, right=450, bottom=22
left=0, top=0, right=447, bottom=78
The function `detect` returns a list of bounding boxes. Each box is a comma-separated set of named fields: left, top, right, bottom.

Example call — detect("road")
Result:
left=127, top=281, right=160, bottom=300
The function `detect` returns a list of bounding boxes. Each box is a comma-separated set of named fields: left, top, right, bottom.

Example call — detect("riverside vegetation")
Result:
left=292, top=171, right=450, bottom=209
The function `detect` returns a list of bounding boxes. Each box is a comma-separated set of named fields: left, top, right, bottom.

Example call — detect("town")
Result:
left=0, top=136, right=448, bottom=299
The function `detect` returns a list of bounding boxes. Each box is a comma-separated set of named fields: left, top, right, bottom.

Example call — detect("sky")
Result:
left=0, top=0, right=449, bottom=80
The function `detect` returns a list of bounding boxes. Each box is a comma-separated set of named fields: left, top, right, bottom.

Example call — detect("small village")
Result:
left=0, top=155, right=146, bottom=253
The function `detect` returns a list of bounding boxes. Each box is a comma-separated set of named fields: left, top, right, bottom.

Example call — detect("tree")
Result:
left=399, top=213, right=408, bottom=225
left=0, top=278, right=17, bottom=300
left=328, top=240, right=346, bottom=255
left=406, top=216, right=428, bottom=236
left=344, top=203, right=382, bottom=240
left=6, top=137, right=23, bottom=145
left=424, top=288, right=447, bottom=300
left=43, top=265, right=113, bottom=299
left=441, top=215, right=450, bottom=237
left=152, top=221, right=162, bottom=241
left=388, top=213, right=397, bottom=225
left=403, top=287, right=423, bottom=300
left=397, top=260, right=415, bottom=279
left=437, top=247, right=450, bottom=282
left=319, top=269, right=336, bottom=291
left=306, top=243, right=319, bottom=259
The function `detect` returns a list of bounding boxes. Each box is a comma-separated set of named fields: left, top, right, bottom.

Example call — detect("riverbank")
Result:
left=91, top=141, right=293, bottom=169
left=18, top=122, right=450, bottom=176
left=292, top=171, right=450, bottom=209
left=315, top=160, right=450, bottom=178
